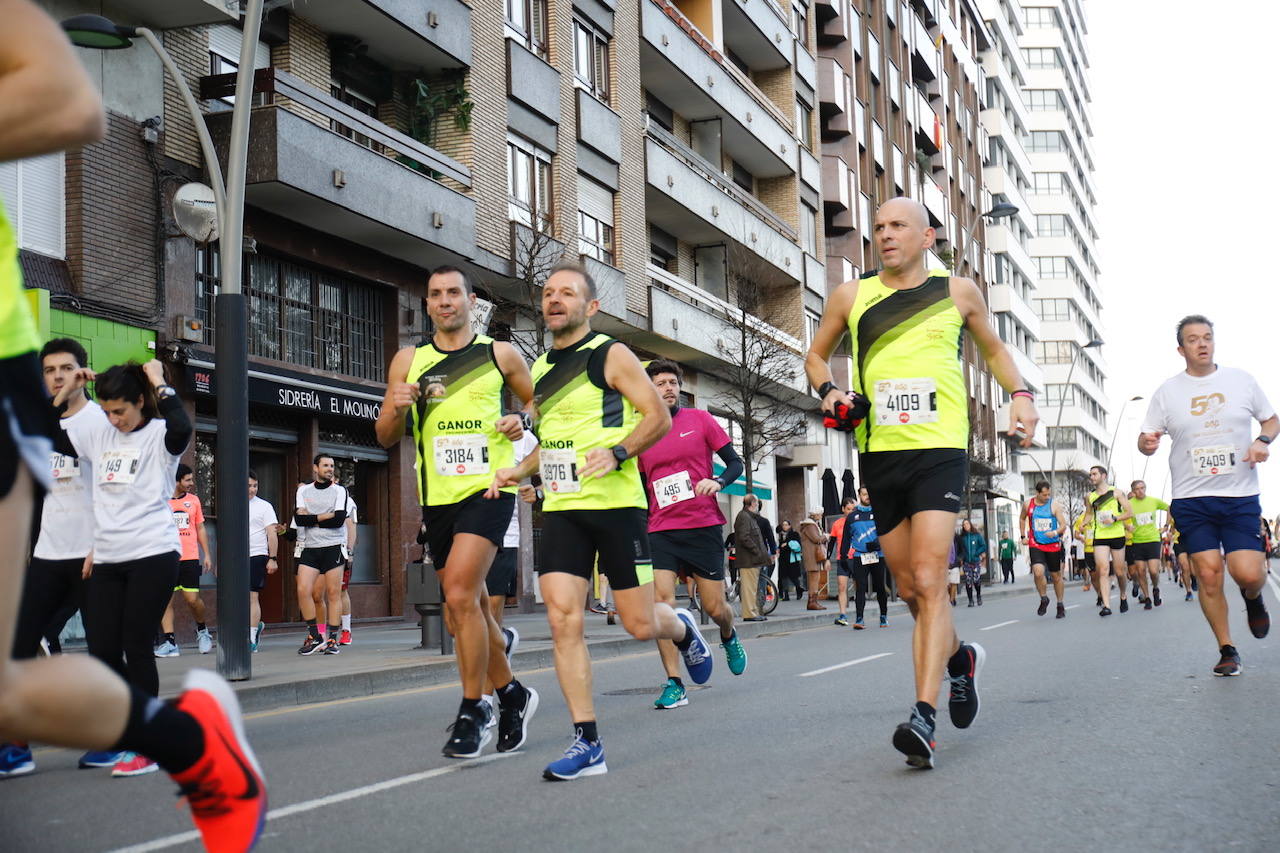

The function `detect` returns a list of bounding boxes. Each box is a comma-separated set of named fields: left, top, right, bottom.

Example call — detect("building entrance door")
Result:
left=250, top=449, right=287, bottom=623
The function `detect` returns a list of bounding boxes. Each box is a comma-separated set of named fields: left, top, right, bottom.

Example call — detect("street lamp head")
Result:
left=984, top=202, right=1019, bottom=220
left=1084, top=338, right=1104, bottom=349
left=61, top=15, right=137, bottom=50
left=1129, top=394, right=1144, bottom=402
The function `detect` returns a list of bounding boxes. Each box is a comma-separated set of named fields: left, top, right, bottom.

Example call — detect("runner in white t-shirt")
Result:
left=247, top=471, right=279, bottom=652
left=1139, top=315, right=1277, bottom=676
left=313, top=489, right=357, bottom=645
left=293, top=454, right=352, bottom=656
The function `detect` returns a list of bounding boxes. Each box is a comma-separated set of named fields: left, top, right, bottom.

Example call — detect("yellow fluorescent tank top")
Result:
left=407, top=334, right=516, bottom=507
left=1088, top=489, right=1125, bottom=539
left=1, top=203, right=40, bottom=359
left=846, top=270, right=968, bottom=453
left=532, top=332, right=645, bottom=512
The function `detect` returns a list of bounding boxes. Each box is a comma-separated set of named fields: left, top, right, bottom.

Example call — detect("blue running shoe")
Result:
left=543, top=731, right=607, bottom=781
left=880, top=614, right=888, bottom=628
left=0, top=743, right=34, bottom=777
left=79, top=750, right=125, bottom=768
left=721, top=632, right=747, bottom=676
left=673, top=608, right=713, bottom=684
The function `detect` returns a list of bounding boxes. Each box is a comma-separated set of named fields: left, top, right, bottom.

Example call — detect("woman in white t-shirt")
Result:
left=52, top=359, right=191, bottom=777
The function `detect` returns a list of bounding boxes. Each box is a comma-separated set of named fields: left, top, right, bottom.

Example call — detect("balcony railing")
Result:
left=648, top=262, right=803, bottom=354
left=646, top=117, right=797, bottom=241
left=200, top=67, right=471, bottom=189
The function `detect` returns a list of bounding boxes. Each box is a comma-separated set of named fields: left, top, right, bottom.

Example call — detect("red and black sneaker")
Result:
left=892, top=707, right=937, bottom=769
left=1213, top=645, right=1242, bottom=677
left=1243, top=590, right=1270, bottom=639
left=170, top=669, right=268, bottom=852
left=946, top=642, right=986, bottom=729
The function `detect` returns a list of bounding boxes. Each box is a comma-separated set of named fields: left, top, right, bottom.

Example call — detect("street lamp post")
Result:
left=1104, top=395, right=1144, bottom=476
left=955, top=202, right=1019, bottom=277
left=1047, top=338, right=1104, bottom=496
left=64, top=4, right=266, bottom=681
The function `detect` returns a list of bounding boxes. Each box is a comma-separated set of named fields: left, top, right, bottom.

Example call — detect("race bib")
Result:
left=1136, top=512, right=1155, bottom=527
left=50, top=453, right=80, bottom=480
left=1098, top=511, right=1115, bottom=527
left=874, top=378, right=938, bottom=426
left=540, top=448, right=580, bottom=494
left=433, top=434, right=490, bottom=476
left=1033, top=517, right=1053, bottom=533
left=653, top=471, right=695, bottom=508
left=1191, top=445, right=1237, bottom=477
left=172, top=511, right=191, bottom=530
left=99, top=448, right=141, bottom=485
left=860, top=552, right=879, bottom=565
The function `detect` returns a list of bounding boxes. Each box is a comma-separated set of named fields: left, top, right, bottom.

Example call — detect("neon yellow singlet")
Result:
left=1087, top=488, right=1125, bottom=539
left=406, top=334, right=516, bottom=507
left=845, top=270, right=968, bottom=453
left=1128, top=496, right=1169, bottom=544
left=532, top=332, right=644, bottom=512
left=1, top=203, right=40, bottom=359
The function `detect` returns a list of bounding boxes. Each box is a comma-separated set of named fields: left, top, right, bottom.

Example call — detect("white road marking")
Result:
left=1065, top=604, right=1080, bottom=610
left=109, top=753, right=513, bottom=853
left=797, top=652, right=893, bottom=677
left=1267, top=573, right=1280, bottom=602
left=979, top=620, right=1019, bottom=631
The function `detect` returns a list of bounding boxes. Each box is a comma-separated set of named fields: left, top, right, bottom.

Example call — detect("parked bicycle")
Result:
left=689, top=572, right=778, bottom=616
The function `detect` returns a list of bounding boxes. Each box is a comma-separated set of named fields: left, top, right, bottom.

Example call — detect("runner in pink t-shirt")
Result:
left=638, top=359, right=748, bottom=710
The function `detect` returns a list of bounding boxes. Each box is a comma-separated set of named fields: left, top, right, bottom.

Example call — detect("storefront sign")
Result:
left=186, top=365, right=382, bottom=421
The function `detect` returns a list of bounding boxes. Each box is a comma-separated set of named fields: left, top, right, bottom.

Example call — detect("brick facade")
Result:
left=612, top=0, right=651, bottom=315
left=470, top=0, right=513, bottom=259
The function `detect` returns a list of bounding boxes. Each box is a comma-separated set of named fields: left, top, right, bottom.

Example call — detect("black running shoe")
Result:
left=1037, top=596, right=1049, bottom=616
left=892, top=707, right=936, bottom=769
left=1096, top=595, right=1103, bottom=608
left=1213, top=645, right=1242, bottom=677
left=946, top=642, right=986, bottom=729
left=1143, top=599, right=1153, bottom=611
left=443, top=711, right=491, bottom=758
left=1132, top=581, right=1140, bottom=598
left=298, top=635, right=324, bottom=655
left=323, top=636, right=341, bottom=655
left=1243, top=590, right=1270, bottom=639
left=496, top=685, right=540, bottom=753
left=1119, top=599, right=1129, bottom=614
left=1153, top=588, right=1162, bottom=606
left=1099, top=607, right=1112, bottom=617
left=1056, top=603, right=1066, bottom=619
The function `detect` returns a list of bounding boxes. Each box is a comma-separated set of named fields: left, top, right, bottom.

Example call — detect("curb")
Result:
left=228, top=583, right=1045, bottom=713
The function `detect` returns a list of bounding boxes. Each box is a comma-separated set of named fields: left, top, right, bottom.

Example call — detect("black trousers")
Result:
left=12, top=557, right=85, bottom=659
left=1000, top=557, right=1015, bottom=583
left=852, top=558, right=889, bottom=619
left=780, top=558, right=805, bottom=594
left=83, top=551, right=178, bottom=697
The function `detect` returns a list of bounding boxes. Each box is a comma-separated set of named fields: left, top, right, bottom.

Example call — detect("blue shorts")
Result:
left=1169, top=496, right=1265, bottom=556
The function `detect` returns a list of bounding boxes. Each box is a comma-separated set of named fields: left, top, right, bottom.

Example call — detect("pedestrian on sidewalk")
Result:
left=998, top=530, right=1017, bottom=584
left=776, top=520, right=805, bottom=600
left=733, top=494, right=771, bottom=621
left=156, top=464, right=214, bottom=657
left=799, top=511, right=829, bottom=610
left=959, top=520, right=986, bottom=606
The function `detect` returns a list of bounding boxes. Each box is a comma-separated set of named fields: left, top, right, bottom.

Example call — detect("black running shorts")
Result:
left=539, top=508, right=653, bottom=591
left=649, top=526, right=726, bottom=581
left=859, top=448, right=967, bottom=536
left=1129, top=541, right=1161, bottom=561
left=174, top=559, right=203, bottom=591
left=299, top=544, right=346, bottom=573
left=487, top=547, right=518, bottom=597
left=422, top=490, right=516, bottom=571
left=1093, top=536, right=1125, bottom=551
left=249, top=555, right=268, bottom=592
left=1028, top=546, right=1062, bottom=573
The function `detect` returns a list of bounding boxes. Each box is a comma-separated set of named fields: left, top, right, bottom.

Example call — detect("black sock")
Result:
left=668, top=676, right=684, bottom=689
left=719, top=627, right=734, bottom=643
left=914, top=701, right=936, bottom=729
left=575, top=721, right=599, bottom=743
left=306, top=619, right=319, bottom=638
left=459, top=697, right=484, bottom=718
left=195, top=622, right=207, bottom=632
left=496, top=679, right=524, bottom=706
left=114, top=687, right=204, bottom=775
left=163, top=632, right=176, bottom=644
left=674, top=624, right=693, bottom=651
left=328, top=624, right=340, bottom=638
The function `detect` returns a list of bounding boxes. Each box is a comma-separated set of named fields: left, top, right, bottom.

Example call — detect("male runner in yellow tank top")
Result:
left=805, top=198, right=1039, bottom=769
left=376, top=266, right=538, bottom=759
left=489, top=262, right=712, bottom=780
left=1081, top=465, right=1134, bottom=616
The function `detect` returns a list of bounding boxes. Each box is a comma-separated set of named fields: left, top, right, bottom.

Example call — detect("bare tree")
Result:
left=711, top=244, right=807, bottom=492
left=483, top=221, right=567, bottom=362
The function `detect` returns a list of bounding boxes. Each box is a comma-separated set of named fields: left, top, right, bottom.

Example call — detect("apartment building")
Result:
left=6, top=0, right=836, bottom=624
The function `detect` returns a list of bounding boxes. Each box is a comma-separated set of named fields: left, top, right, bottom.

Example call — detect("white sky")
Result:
left=1088, top=2, right=1279, bottom=521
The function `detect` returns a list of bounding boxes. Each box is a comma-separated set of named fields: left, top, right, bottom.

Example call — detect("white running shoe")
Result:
left=197, top=628, right=214, bottom=655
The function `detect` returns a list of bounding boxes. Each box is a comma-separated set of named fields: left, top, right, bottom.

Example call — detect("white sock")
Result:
left=249, top=628, right=256, bottom=644
left=341, top=614, right=351, bottom=632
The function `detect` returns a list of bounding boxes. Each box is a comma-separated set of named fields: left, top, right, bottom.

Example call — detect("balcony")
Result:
left=910, top=14, right=939, bottom=82
left=641, top=0, right=796, bottom=177
left=816, top=0, right=848, bottom=46
left=822, top=153, right=854, bottom=232
left=202, top=68, right=474, bottom=266
left=913, top=88, right=942, bottom=154
left=799, top=147, right=821, bottom=194
left=110, top=0, right=235, bottom=27
left=871, top=120, right=886, bottom=172
left=284, top=0, right=471, bottom=71
left=817, top=56, right=848, bottom=118
left=921, top=178, right=947, bottom=226
left=722, top=0, right=792, bottom=70
left=984, top=221, right=1036, bottom=284
left=645, top=123, right=801, bottom=281
left=988, top=283, right=1040, bottom=339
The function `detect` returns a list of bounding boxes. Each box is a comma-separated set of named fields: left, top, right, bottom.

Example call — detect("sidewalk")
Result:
left=154, top=579, right=1050, bottom=712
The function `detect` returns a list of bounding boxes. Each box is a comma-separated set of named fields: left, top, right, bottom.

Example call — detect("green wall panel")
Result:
left=49, top=308, right=155, bottom=371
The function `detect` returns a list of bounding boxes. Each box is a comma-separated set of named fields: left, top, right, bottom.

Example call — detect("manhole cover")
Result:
left=756, top=631, right=793, bottom=639
left=602, top=685, right=710, bottom=696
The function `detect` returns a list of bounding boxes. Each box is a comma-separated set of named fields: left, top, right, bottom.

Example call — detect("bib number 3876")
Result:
left=875, top=378, right=938, bottom=426
left=540, top=448, right=581, bottom=493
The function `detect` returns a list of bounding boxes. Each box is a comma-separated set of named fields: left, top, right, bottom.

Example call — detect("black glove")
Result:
left=822, top=392, right=871, bottom=432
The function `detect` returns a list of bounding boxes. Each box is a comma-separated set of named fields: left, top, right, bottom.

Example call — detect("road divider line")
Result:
left=1065, top=604, right=1080, bottom=610
left=1267, top=573, right=1280, bottom=602
left=798, top=652, right=893, bottom=677
left=979, top=620, right=1019, bottom=631
left=110, top=753, right=514, bottom=853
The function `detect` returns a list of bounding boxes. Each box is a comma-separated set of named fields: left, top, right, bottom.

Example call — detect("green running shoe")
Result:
left=721, top=631, right=748, bottom=676
left=653, top=678, right=688, bottom=709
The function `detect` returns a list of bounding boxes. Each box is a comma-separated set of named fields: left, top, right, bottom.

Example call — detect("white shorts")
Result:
left=947, top=567, right=961, bottom=584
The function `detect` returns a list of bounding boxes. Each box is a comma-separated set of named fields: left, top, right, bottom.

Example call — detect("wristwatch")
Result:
left=155, top=384, right=177, bottom=400
left=1257, top=434, right=1273, bottom=445
left=610, top=445, right=629, bottom=467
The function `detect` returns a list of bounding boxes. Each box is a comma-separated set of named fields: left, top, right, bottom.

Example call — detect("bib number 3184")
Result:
left=540, top=448, right=581, bottom=493
left=433, top=434, right=489, bottom=476
left=875, top=378, right=938, bottom=426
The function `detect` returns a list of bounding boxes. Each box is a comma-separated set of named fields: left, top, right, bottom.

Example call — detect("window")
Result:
left=800, top=202, right=817, bottom=256
left=1023, top=89, right=1065, bottom=112
left=196, top=245, right=385, bottom=380
left=1036, top=214, right=1067, bottom=236
left=1031, top=172, right=1066, bottom=194
left=507, top=136, right=553, bottom=229
left=792, top=4, right=809, bottom=50
left=730, top=160, right=753, bottom=192
left=1047, top=426, right=1077, bottom=450
left=573, top=19, right=610, bottom=103
left=207, top=24, right=269, bottom=112
left=867, top=33, right=881, bottom=81
left=1034, top=298, right=1071, bottom=322
left=329, top=81, right=380, bottom=150
left=1021, top=48, right=1060, bottom=69
left=795, top=100, right=813, bottom=150
left=1034, top=340, right=1075, bottom=365
left=506, top=0, right=549, bottom=59
left=577, top=174, right=615, bottom=265
left=1037, top=256, right=1069, bottom=278
left=0, top=154, right=64, bottom=258
left=1023, top=7, right=1060, bottom=29
left=1026, top=131, right=1067, bottom=152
